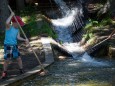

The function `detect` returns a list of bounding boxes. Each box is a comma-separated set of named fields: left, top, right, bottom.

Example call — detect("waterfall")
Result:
left=51, top=0, right=85, bottom=42
left=50, top=0, right=109, bottom=66
left=51, top=0, right=86, bottom=57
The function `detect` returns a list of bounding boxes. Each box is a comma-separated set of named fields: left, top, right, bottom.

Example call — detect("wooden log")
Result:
left=49, top=38, right=73, bottom=57
left=51, top=43, right=72, bottom=57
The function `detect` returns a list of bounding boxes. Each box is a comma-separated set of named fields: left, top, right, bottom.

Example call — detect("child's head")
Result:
left=12, top=16, right=25, bottom=28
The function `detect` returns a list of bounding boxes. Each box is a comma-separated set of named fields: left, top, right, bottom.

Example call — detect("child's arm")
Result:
left=6, top=12, right=14, bottom=29
left=17, top=32, right=28, bottom=42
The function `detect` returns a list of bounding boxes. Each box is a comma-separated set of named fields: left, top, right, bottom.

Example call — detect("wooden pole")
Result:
left=8, top=5, right=45, bottom=71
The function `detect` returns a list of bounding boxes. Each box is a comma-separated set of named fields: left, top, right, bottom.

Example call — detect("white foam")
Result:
left=80, top=52, right=109, bottom=66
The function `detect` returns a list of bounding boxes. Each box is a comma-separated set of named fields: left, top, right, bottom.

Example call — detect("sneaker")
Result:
left=19, top=69, right=25, bottom=74
left=1, top=71, right=7, bottom=79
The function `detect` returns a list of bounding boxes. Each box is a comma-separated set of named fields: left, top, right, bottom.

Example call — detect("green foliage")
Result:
left=83, top=32, right=94, bottom=40
left=22, top=21, right=38, bottom=37
left=84, top=19, right=99, bottom=32
left=100, top=18, right=113, bottom=26
left=17, top=6, right=57, bottom=39
left=23, top=21, right=57, bottom=39
left=84, top=17, right=113, bottom=32
left=38, top=22, right=57, bottom=39
left=23, top=15, right=36, bottom=24
left=83, top=17, right=113, bottom=45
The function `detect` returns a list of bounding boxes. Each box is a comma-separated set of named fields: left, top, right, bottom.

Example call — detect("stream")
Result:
left=21, top=0, right=115, bottom=86
left=22, top=58, right=115, bottom=86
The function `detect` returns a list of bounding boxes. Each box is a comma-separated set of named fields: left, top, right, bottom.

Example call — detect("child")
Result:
left=1, top=11, right=28, bottom=79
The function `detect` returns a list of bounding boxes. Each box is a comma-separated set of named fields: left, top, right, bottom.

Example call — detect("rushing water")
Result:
left=50, top=0, right=109, bottom=65
left=49, top=0, right=114, bottom=69
left=21, top=0, right=115, bottom=86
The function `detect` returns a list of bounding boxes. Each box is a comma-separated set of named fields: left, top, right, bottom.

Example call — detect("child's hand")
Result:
left=24, top=39, right=29, bottom=47
left=25, top=39, right=29, bottom=44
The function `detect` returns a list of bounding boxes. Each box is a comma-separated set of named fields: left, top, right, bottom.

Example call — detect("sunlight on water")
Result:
left=63, top=44, right=109, bottom=66
left=54, top=26, right=72, bottom=43
left=51, top=9, right=77, bottom=27
left=81, top=52, right=95, bottom=62
left=63, top=43, right=85, bottom=56
left=51, top=0, right=84, bottom=43
left=62, top=42, right=109, bottom=66
left=52, top=0, right=109, bottom=67
left=80, top=52, right=109, bottom=66
left=21, top=0, right=115, bottom=86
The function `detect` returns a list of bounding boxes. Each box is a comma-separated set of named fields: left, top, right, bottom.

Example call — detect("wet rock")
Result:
left=108, top=46, right=115, bottom=58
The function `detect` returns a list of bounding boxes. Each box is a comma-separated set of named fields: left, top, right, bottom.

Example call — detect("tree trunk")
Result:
left=16, top=0, right=25, bottom=11
left=0, top=0, right=9, bottom=32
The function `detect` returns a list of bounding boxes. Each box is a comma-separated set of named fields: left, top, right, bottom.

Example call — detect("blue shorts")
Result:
left=4, top=45, right=20, bottom=60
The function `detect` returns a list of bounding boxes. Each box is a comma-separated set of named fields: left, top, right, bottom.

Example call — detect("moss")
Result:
left=22, top=20, right=57, bottom=39
left=17, top=6, right=57, bottom=39
left=39, top=22, right=57, bottom=39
